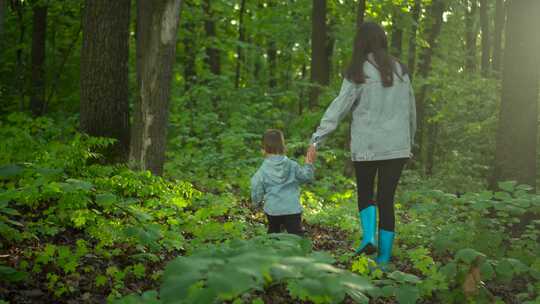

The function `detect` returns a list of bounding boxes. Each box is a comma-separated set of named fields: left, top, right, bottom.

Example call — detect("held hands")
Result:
left=305, top=144, right=317, bottom=164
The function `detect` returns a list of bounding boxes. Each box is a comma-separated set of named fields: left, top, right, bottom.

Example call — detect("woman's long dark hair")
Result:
left=345, top=22, right=406, bottom=87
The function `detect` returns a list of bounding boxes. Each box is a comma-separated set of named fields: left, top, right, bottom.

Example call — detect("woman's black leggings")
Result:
left=354, top=158, right=407, bottom=232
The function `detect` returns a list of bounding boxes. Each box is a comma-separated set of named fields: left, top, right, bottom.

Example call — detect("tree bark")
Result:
left=30, top=4, right=47, bottom=116
left=343, top=0, right=366, bottom=177
left=234, top=0, right=246, bottom=88
left=479, top=0, right=490, bottom=76
left=267, top=41, right=277, bottom=88
left=203, top=0, right=220, bottom=75
left=407, top=0, right=421, bottom=78
left=0, top=0, right=6, bottom=49
left=356, top=0, right=366, bottom=28
left=130, top=0, right=182, bottom=175
left=413, top=0, right=445, bottom=161
left=492, top=0, right=505, bottom=74
left=390, top=7, right=403, bottom=59
left=492, top=0, right=540, bottom=190
left=183, top=1, right=196, bottom=90
left=309, top=0, right=330, bottom=109
left=465, top=0, right=478, bottom=73
left=80, top=0, right=131, bottom=162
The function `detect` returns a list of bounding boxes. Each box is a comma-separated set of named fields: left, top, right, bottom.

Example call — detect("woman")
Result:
left=309, top=22, right=416, bottom=266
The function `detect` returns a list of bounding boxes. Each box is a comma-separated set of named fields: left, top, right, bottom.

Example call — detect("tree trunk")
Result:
left=465, top=0, right=478, bottom=73
left=267, top=41, right=277, bottom=88
left=80, top=0, right=131, bottom=162
left=343, top=0, right=366, bottom=177
left=130, top=0, right=182, bottom=175
left=30, top=5, right=47, bottom=116
left=0, top=0, right=6, bottom=49
left=413, top=0, right=445, bottom=161
left=356, top=0, right=366, bottom=27
left=309, top=0, right=329, bottom=109
left=234, top=0, right=246, bottom=89
left=492, top=0, right=505, bottom=74
left=479, top=0, right=490, bottom=76
left=390, top=7, right=403, bottom=59
left=12, top=0, right=26, bottom=111
left=425, top=122, right=439, bottom=175
left=407, top=0, right=421, bottom=78
left=203, top=0, right=220, bottom=75
left=183, top=1, right=196, bottom=91
left=492, top=0, right=540, bottom=190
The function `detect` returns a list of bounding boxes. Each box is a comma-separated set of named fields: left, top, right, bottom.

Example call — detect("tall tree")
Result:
left=203, top=0, right=220, bottom=75
left=234, top=0, right=246, bottom=88
left=492, top=0, right=505, bottom=74
left=407, top=0, right=421, bottom=78
left=414, top=0, right=445, bottom=161
left=309, top=0, right=330, bottom=109
left=356, top=0, right=366, bottom=27
left=465, top=0, right=478, bottom=73
left=80, top=0, right=131, bottom=162
left=130, top=0, right=182, bottom=175
left=492, top=0, right=540, bottom=190
left=479, top=0, right=490, bottom=76
left=183, top=1, right=196, bottom=90
left=343, top=0, right=366, bottom=177
left=0, top=0, right=6, bottom=49
left=30, top=4, right=47, bottom=116
left=390, top=7, right=403, bottom=59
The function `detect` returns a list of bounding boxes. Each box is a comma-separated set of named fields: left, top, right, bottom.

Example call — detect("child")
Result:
left=250, top=129, right=316, bottom=235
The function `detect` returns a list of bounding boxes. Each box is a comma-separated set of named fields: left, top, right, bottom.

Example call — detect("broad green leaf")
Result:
left=395, top=284, right=420, bottom=304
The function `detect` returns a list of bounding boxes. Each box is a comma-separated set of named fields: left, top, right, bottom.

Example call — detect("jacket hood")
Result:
left=261, top=155, right=292, bottom=184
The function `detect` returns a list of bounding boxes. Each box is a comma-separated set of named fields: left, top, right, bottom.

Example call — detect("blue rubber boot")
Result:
left=375, top=229, right=395, bottom=266
left=354, top=205, right=377, bottom=255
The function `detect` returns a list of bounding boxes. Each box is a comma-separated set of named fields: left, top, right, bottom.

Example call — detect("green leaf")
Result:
left=96, top=193, right=117, bottom=208
left=388, top=271, right=421, bottom=284
left=498, top=181, right=517, bottom=193
left=395, top=284, right=420, bottom=304
left=0, top=164, right=24, bottom=180
left=455, top=248, right=486, bottom=265
left=0, top=265, right=28, bottom=282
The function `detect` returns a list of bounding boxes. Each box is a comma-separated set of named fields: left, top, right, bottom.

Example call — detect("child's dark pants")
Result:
left=354, top=158, right=408, bottom=232
left=266, top=213, right=303, bottom=236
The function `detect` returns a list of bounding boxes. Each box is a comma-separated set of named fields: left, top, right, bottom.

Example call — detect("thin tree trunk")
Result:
left=268, top=41, right=277, bottom=88
left=183, top=2, right=196, bottom=91
left=390, top=7, right=403, bottom=59
left=12, top=0, right=26, bottom=111
left=80, top=0, right=131, bottom=162
left=47, top=26, right=81, bottom=107
left=479, top=0, right=490, bottom=76
left=413, top=0, right=445, bottom=161
left=234, top=0, right=246, bottom=88
left=492, top=0, right=505, bottom=74
left=356, top=0, right=366, bottom=27
left=130, top=0, right=182, bottom=175
left=309, top=0, right=329, bottom=109
left=0, top=0, right=6, bottom=50
left=30, top=5, right=47, bottom=116
left=408, top=0, right=421, bottom=78
left=343, top=0, right=366, bottom=177
left=465, top=0, right=478, bottom=73
left=203, top=0, right=220, bottom=75
left=425, top=122, right=439, bottom=175
left=492, top=0, right=540, bottom=190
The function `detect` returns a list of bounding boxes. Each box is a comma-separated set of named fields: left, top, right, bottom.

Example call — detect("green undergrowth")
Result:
left=1, top=114, right=540, bottom=304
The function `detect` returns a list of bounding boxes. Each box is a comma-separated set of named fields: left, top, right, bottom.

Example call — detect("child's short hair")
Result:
left=263, top=129, right=286, bottom=154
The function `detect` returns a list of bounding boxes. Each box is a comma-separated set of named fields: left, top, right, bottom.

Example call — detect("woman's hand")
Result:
left=306, top=144, right=317, bottom=164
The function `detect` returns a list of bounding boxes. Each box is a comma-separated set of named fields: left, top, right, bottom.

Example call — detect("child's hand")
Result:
left=306, top=144, right=317, bottom=164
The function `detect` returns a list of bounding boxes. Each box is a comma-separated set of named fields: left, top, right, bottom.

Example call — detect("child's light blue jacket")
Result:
left=250, top=155, right=314, bottom=216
